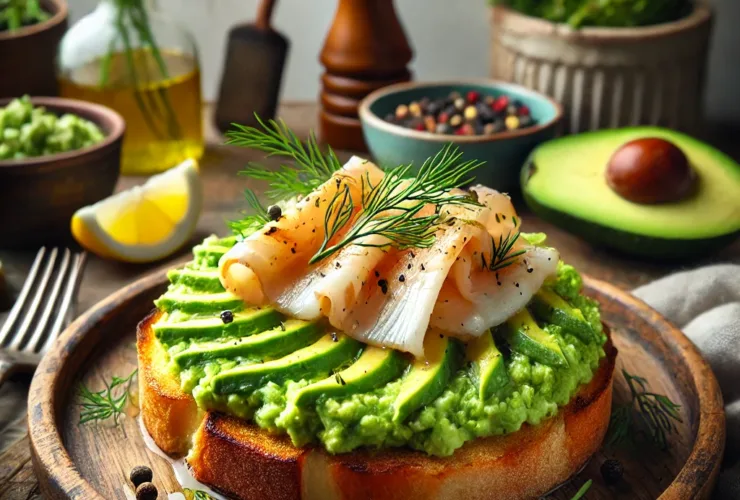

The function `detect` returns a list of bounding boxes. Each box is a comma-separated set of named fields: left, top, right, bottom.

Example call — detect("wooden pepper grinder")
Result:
left=319, top=0, right=413, bottom=151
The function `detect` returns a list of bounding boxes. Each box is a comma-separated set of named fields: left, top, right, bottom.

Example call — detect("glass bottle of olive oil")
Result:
left=57, top=0, right=203, bottom=175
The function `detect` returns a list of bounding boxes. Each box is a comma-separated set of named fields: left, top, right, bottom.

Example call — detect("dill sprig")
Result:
left=570, top=479, right=593, bottom=500
left=481, top=231, right=526, bottom=272
left=226, top=116, right=342, bottom=200
left=78, top=369, right=138, bottom=425
left=228, top=188, right=270, bottom=238
left=309, top=144, right=483, bottom=265
left=606, top=369, right=682, bottom=450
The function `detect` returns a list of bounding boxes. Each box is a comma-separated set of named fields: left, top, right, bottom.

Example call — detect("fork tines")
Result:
left=0, top=248, right=87, bottom=354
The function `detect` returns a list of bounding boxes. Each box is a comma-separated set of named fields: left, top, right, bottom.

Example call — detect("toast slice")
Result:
left=138, top=310, right=617, bottom=500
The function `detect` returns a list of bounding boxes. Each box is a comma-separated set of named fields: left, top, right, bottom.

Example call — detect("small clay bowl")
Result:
left=0, top=97, right=125, bottom=249
left=359, top=80, right=563, bottom=191
left=0, top=0, right=69, bottom=98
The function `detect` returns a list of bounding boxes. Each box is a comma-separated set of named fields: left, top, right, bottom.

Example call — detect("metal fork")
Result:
left=0, top=248, right=87, bottom=386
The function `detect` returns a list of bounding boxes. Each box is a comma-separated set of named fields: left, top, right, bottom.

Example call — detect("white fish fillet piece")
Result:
left=431, top=245, right=559, bottom=336
left=447, top=185, right=522, bottom=302
left=273, top=233, right=390, bottom=321
left=334, top=202, right=492, bottom=356
left=219, top=156, right=385, bottom=306
left=275, top=181, right=432, bottom=323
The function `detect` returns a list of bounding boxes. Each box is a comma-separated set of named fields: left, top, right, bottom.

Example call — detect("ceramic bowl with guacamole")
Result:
left=359, top=80, right=562, bottom=191
left=0, top=96, right=125, bottom=248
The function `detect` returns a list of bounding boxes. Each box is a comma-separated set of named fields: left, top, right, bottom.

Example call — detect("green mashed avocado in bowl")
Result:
left=149, top=234, right=606, bottom=458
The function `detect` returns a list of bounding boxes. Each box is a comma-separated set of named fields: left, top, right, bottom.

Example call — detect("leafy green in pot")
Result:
left=0, top=95, right=105, bottom=160
left=0, top=0, right=49, bottom=32
left=490, top=0, right=693, bottom=28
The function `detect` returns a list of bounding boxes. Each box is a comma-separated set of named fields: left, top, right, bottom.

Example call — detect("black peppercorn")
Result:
left=129, top=465, right=153, bottom=487
left=220, top=310, right=234, bottom=324
left=135, top=482, right=158, bottom=500
left=427, top=100, right=443, bottom=116
left=600, top=458, right=624, bottom=485
left=267, top=204, right=282, bottom=221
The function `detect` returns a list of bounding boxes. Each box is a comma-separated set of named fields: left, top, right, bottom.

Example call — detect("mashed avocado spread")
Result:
left=152, top=235, right=606, bottom=457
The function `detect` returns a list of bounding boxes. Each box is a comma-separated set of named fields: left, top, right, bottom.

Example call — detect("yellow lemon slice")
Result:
left=71, top=159, right=203, bottom=263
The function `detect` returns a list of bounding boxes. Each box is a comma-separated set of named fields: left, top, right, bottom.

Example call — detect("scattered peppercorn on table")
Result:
left=0, top=102, right=738, bottom=500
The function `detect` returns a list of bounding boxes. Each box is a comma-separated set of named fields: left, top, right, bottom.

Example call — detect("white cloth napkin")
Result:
left=634, top=264, right=740, bottom=499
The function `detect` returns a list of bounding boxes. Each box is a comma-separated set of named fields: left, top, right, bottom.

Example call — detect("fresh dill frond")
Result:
left=226, top=115, right=342, bottom=200
left=228, top=188, right=270, bottom=238
left=310, top=144, right=482, bottom=264
left=570, top=479, right=593, bottom=500
left=606, top=369, right=682, bottom=450
left=78, top=369, right=138, bottom=425
left=480, top=231, right=526, bottom=272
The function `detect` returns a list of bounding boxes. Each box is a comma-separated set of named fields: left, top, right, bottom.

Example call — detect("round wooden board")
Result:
left=27, top=270, right=725, bottom=500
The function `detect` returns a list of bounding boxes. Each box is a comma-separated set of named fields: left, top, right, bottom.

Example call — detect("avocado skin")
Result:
left=154, top=308, right=283, bottom=345
left=502, top=309, right=567, bottom=367
left=167, top=268, right=225, bottom=293
left=212, top=335, right=363, bottom=395
left=523, top=185, right=738, bottom=260
left=155, top=293, right=244, bottom=315
left=467, top=332, right=508, bottom=401
left=529, top=290, right=596, bottom=344
left=392, top=337, right=464, bottom=423
left=173, top=320, right=325, bottom=369
left=520, top=134, right=740, bottom=260
left=291, top=348, right=407, bottom=407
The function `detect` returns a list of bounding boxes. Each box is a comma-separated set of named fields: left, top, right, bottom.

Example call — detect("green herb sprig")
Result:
left=606, top=369, right=682, bottom=450
left=78, top=369, right=138, bottom=425
left=101, top=0, right=182, bottom=140
left=310, top=144, right=482, bottom=265
left=229, top=188, right=270, bottom=238
left=490, top=0, right=692, bottom=28
left=481, top=231, right=525, bottom=272
left=226, top=116, right=343, bottom=201
left=570, top=479, right=593, bottom=500
left=0, top=0, right=48, bottom=32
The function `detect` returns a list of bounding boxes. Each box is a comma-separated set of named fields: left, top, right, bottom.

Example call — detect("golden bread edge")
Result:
left=137, top=310, right=617, bottom=500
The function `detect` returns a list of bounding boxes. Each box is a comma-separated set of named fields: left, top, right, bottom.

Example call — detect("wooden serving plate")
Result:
left=27, top=271, right=725, bottom=499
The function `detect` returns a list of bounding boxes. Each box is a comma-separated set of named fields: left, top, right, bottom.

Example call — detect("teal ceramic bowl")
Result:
left=359, top=80, right=563, bottom=190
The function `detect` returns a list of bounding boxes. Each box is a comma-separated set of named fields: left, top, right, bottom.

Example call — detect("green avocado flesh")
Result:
left=152, top=235, right=606, bottom=457
left=467, top=331, right=508, bottom=401
left=522, top=127, right=740, bottom=258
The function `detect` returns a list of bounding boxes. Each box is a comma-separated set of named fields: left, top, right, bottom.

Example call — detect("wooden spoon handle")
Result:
left=255, top=0, right=278, bottom=30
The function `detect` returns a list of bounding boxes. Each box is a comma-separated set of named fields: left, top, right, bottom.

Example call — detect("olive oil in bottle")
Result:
left=59, top=50, right=203, bottom=175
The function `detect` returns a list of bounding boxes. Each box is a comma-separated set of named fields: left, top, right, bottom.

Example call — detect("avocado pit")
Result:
left=605, top=137, right=695, bottom=204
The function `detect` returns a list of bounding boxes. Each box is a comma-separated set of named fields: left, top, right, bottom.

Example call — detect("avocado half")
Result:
left=522, top=127, right=740, bottom=259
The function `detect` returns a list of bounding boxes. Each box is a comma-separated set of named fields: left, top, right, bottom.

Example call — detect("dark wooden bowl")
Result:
left=0, top=97, right=125, bottom=249
left=0, top=0, right=68, bottom=98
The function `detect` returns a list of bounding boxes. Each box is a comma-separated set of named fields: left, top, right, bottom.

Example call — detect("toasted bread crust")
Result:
left=137, top=311, right=200, bottom=456
left=138, top=311, right=616, bottom=499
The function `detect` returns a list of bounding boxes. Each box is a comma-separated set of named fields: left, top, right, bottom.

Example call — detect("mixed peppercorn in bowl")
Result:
left=359, top=80, right=563, bottom=191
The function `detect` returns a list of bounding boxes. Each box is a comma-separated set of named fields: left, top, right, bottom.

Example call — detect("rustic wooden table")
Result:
left=0, top=103, right=738, bottom=499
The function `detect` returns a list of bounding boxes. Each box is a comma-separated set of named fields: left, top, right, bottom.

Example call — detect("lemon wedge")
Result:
left=71, top=159, right=203, bottom=263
